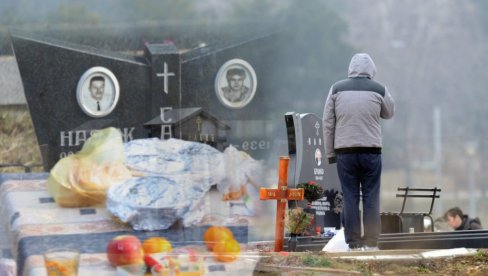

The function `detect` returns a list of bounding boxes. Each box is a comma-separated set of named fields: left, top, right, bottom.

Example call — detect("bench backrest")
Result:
left=396, top=187, right=441, bottom=215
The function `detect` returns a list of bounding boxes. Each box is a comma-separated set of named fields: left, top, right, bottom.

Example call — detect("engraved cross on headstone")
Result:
left=145, top=43, right=181, bottom=116
left=156, top=62, right=175, bottom=94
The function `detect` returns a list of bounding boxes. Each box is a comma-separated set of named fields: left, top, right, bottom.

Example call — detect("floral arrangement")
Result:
left=285, top=207, right=314, bottom=235
left=332, top=190, right=343, bottom=214
left=296, top=181, right=324, bottom=203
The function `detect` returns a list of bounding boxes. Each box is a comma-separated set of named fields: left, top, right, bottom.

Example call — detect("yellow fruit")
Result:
left=213, top=238, right=240, bottom=262
left=142, top=237, right=172, bottom=254
left=203, top=226, right=234, bottom=251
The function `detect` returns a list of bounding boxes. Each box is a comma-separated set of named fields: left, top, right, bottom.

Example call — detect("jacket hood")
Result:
left=348, top=53, right=377, bottom=78
left=456, top=215, right=482, bottom=230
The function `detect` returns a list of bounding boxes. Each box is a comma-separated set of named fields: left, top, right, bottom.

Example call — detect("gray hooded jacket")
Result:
left=322, top=53, right=395, bottom=163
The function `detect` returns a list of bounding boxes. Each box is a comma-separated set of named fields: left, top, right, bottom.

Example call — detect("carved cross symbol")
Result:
left=260, top=156, right=304, bottom=252
left=315, top=121, right=320, bottom=136
left=156, top=62, right=175, bottom=94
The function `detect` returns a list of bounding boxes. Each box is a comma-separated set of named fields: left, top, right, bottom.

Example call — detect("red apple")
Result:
left=106, top=235, right=144, bottom=267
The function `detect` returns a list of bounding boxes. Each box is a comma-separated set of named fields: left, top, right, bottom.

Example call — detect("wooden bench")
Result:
left=381, top=187, right=441, bottom=233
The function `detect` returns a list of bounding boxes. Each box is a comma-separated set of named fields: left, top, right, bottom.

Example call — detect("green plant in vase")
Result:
left=285, top=207, right=314, bottom=235
left=285, top=207, right=314, bottom=251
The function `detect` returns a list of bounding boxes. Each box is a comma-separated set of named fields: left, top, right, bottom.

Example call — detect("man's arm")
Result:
left=323, top=87, right=336, bottom=164
left=381, top=86, right=395, bottom=119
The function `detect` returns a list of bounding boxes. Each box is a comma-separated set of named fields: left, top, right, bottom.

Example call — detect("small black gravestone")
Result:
left=285, top=112, right=342, bottom=231
left=144, top=107, right=230, bottom=151
left=10, top=27, right=280, bottom=170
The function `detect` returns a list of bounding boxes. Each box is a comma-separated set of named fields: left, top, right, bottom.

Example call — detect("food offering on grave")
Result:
left=145, top=254, right=169, bottom=275
left=106, top=235, right=145, bottom=267
left=143, top=237, right=173, bottom=254
left=47, top=127, right=132, bottom=207
left=203, top=226, right=234, bottom=251
left=43, top=249, right=80, bottom=276
left=145, top=248, right=204, bottom=276
left=212, top=238, right=241, bottom=263
left=125, top=138, right=263, bottom=203
left=141, top=237, right=173, bottom=274
left=108, top=138, right=265, bottom=230
left=203, top=226, right=241, bottom=263
left=172, top=248, right=205, bottom=275
left=123, top=138, right=224, bottom=185
left=107, top=175, right=207, bottom=230
left=107, top=138, right=224, bottom=230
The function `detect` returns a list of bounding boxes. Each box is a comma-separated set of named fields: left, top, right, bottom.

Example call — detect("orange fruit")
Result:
left=213, top=238, right=241, bottom=262
left=142, top=237, right=172, bottom=254
left=203, top=226, right=234, bottom=251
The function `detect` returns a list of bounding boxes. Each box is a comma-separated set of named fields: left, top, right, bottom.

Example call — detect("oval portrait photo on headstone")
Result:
left=76, top=66, right=120, bottom=118
left=315, top=148, right=323, bottom=166
left=214, top=59, right=257, bottom=109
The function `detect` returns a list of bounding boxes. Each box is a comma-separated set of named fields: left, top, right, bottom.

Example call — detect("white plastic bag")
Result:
left=217, top=145, right=263, bottom=201
left=322, top=228, right=348, bottom=252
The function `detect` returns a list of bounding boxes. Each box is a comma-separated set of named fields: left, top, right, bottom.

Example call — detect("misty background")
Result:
left=1, top=0, right=488, bottom=228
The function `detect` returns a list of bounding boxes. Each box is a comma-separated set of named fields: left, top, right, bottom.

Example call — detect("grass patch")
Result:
left=416, top=264, right=431, bottom=274
left=474, top=250, right=488, bottom=261
left=0, top=107, right=43, bottom=172
left=301, top=254, right=332, bottom=267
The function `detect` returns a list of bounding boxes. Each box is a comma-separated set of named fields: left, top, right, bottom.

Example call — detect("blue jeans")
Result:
left=337, top=153, right=382, bottom=248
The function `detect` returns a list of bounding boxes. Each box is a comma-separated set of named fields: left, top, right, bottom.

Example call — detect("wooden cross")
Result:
left=260, top=156, right=304, bottom=252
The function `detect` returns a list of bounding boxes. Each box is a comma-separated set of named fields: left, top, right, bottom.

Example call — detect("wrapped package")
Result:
left=106, top=176, right=207, bottom=230
left=107, top=138, right=265, bottom=230
left=47, top=127, right=132, bottom=207
left=107, top=138, right=223, bottom=230
left=124, top=138, right=225, bottom=186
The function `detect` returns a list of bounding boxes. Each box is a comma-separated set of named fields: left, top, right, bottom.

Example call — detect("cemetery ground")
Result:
left=3, top=108, right=488, bottom=275
left=253, top=249, right=488, bottom=275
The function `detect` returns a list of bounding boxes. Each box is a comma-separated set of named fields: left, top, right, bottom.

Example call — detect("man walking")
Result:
left=323, top=53, right=395, bottom=250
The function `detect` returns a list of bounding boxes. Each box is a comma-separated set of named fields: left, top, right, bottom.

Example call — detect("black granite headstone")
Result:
left=11, top=32, right=151, bottom=170
left=285, top=112, right=342, bottom=230
left=10, top=28, right=280, bottom=170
